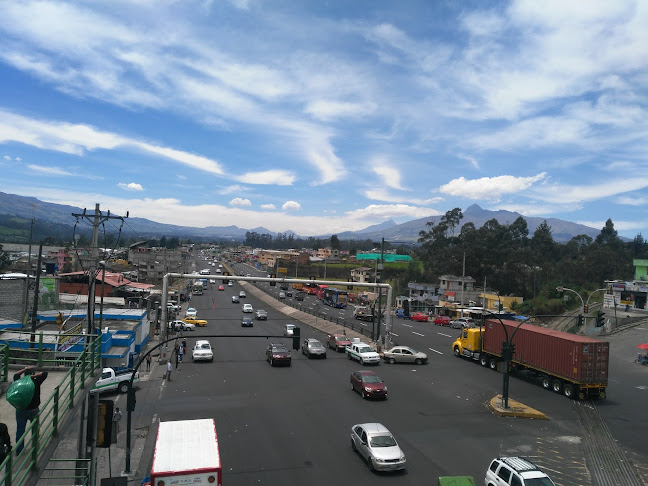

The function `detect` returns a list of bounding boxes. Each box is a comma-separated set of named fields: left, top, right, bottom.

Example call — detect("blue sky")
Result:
left=1, top=0, right=647, bottom=238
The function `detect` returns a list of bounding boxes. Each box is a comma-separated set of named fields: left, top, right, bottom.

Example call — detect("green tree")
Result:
left=330, top=234, right=340, bottom=250
left=0, top=243, right=9, bottom=271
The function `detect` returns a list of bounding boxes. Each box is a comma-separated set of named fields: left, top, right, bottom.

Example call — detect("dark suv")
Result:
left=266, top=343, right=291, bottom=366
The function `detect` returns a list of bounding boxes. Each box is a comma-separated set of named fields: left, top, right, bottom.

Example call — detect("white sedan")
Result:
left=171, top=320, right=196, bottom=331
left=185, top=307, right=198, bottom=317
left=192, top=340, right=213, bottom=362
left=242, top=303, right=253, bottom=313
left=351, top=423, right=406, bottom=471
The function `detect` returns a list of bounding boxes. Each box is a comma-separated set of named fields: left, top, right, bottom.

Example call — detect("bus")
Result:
left=322, top=288, right=348, bottom=308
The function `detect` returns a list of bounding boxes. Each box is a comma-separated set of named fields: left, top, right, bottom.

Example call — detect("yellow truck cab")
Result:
left=453, top=327, right=483, bottom=359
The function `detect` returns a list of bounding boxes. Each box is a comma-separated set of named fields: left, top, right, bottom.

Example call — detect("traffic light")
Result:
left=578, top=314, right=584, bottom=326
left=96, top=399, right=114, bottom=448
left=596, top=311, right=605, bottom=327
left=292, top=326, right=301, bottom=350
left=584, top=304, right=588, bottom=313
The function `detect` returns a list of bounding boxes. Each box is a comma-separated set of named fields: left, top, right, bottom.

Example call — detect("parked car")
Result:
left=192, top=340, right=214, bottom=362
left=91, top=367, right=140, bottom=394
left=410, top=312, right=429, bottom=322
left=241, top=316, right=254, bottom=327
left=255, top=309, right=268, bottom=320
left=433, top=315, right=451, bottom=326
left=171, top=320, right=195, bottom=331
left=485, top=457, right=555, bottom=486
left=350, top=370, right=387, bottom=399
left=350, top=423, right=406, bottom=471
left=450, top=317, right=475, bottom=329
left=383, top=346, right=428, bottom=365
left=327, top=333, right=351, bottom=351
left=185, top=307, right=198, bottom=317
left=242, top=303, right=253, bottom=313
left=266, top=343, right=291, bottom=366
left=182, top=316, right=208, bottom=327
left=218, top=285, right=225, bottom=291
left=302, top=338, right=327, bottom=359
left=239, top=290, right=246, bottom=298
left=279, top=291, right=286, bottom=299
left=396, top=309, right=410, bottom=319
left=232, top=295, right=240, bottom=303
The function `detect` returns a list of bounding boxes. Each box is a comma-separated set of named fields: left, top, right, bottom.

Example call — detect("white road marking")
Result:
left=438, top=332, right=453, bottom=338
left=412, top=331, right=425, bottom=337
left=636, top=385, right=648, bottom=390
left=390, top=332, right=399, bottom=337
left=402, top=323, right=413, bottom=328
left=429, top=348, right=444, bottom=355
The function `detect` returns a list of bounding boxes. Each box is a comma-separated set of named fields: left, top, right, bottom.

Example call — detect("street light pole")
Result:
left=585, top=288, right=608, bottom=327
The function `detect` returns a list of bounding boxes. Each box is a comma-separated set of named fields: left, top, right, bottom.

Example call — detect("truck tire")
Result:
left=453, top=347, right=461, bottom=357
left=480, top=354, right=489, bottom=367
left=563, top=384, right=575, bottom=399
left=119, top=382, right=129, bottom=394
left=552, top=379, right=562, bottom=393
left=541, top=376, right=551, bottom=389
left=489, top=358, right=498, bottom=370
left=599, top=389, right=606, bottom=399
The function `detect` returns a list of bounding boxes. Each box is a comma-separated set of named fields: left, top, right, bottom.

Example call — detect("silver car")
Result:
left=191, top=340, right=213, bottom=362
left=284, top=323, right=297, bottom=336
left=450, top=317, right=475, bottom=329
left=302, top=338, right=327, bottom=359
left=350, top=423, right=406, bottom=472
left=382, top=346, right=428, bottom=365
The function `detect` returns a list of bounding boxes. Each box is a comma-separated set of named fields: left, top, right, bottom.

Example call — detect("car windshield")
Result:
left=359, top=346, right=373, bottom=353
left=362, top=375, right=382, bottom=384
left=311, top=343, right=324, bottom=349
left=335, top=336, right=347, bottom=342
left=524, top=479, right=556, bottom=486
left=286, top=325, right=295, bottom=330
left=370, top=435, right=397, bottom=447
left=272, top=347, right=287, bottom=352
left=198, top=344, right=210, bottom=349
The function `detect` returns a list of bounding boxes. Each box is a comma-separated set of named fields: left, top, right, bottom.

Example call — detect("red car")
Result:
left=433, top=315, right=451, bottom=326
left=266, top=343, right=291, bottom=367
left=218, top=285, right=225, bottom=291
left=350, top=370, right=387, bottom=400
left=327, top=333, right=351, bottom=352
left=410, top=312, right=429, bottom=322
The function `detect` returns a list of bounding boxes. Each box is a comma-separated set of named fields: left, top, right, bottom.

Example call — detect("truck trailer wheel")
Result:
left=489, top=358, right=498, bottom=370
left=563, top=384, right=575, bottom=399
left=541, top=376, right=551, bottom=389
left=480, top=355, right=489, bottom=367
left=552, top=379, right=562, bottom=393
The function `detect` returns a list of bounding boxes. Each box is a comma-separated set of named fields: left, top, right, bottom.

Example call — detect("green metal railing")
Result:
left=0, top=333, right=102, bottom=486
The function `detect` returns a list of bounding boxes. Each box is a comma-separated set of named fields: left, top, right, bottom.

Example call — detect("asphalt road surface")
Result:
left=133, top=262, right=648, bottom=485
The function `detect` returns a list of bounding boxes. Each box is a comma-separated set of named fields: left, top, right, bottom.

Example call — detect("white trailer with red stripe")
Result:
left=150, top=418, right=222, bottom=486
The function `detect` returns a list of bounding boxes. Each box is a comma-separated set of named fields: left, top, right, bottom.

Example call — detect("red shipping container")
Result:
left=483, top=319, right=609, bottom=385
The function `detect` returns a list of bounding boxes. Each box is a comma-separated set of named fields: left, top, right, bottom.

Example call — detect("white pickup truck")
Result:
left=91, top=367, right=140, bottom=394
left=346, top=339, right=381, bottom=365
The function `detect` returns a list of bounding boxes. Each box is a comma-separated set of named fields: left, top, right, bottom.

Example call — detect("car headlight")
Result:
left=400, top=455, right=406, bottom=461
left=375, top=458, right=385, bottom=463
left=383, top=386, right=388, bottom=391
left=364, top=387, right=372, bottom=392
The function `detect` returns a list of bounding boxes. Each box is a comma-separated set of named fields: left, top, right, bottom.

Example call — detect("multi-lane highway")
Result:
left=133, top=260, right=648, bottom=485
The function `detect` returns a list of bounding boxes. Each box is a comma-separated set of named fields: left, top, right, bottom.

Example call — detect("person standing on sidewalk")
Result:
left=13, top=366, right=48, bottom=455
left=166, top=360, right=172, bottom=381
left=146, top=354, right=152, bottom=371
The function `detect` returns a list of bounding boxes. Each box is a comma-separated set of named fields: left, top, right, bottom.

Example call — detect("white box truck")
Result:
left=150, top=418, right=222, bottom=486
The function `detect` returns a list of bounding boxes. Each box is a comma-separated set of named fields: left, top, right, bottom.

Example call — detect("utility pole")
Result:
left=22, top=218, right=35, bottom=327
left=376, top=238, right=385, bottom=347
left=29, top=243, right=44, bottom=346
left=71, top=204, right=127, bottom=336
left=460, top=252, right=465, bottom=317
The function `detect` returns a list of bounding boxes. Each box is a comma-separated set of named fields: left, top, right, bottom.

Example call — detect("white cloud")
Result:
left=118, top=182, right=143, bottom=191
left=0, top=110, right=225, bottom=174
left=15, top=157, right=21, bottom=161
left=229, top=197, right=251, bottom=207
left=260, top=203, right=276, bottom=210
left=3, top=155, right=10, bottom=161
left=372, top=163, right=404, bottom=190
left=364, top=189, right=442, bottom=206
left=305, top=100, right=376, bottom=121
left=440, top=173, right=548, bottom=200
left=235, top=170, right=295, bottom=185
left=345, top=204, right=439, bottom=221
left=27, top=164, right=74, bottom=176
left=532, top=177, right=648, bottom=204
left=282, top=201, right=301, bottom=211
left=219, top=185, right=245, bottom=195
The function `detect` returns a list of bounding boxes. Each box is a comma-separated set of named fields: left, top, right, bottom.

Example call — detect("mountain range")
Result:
left=0, top=191, right=606, bottom=243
